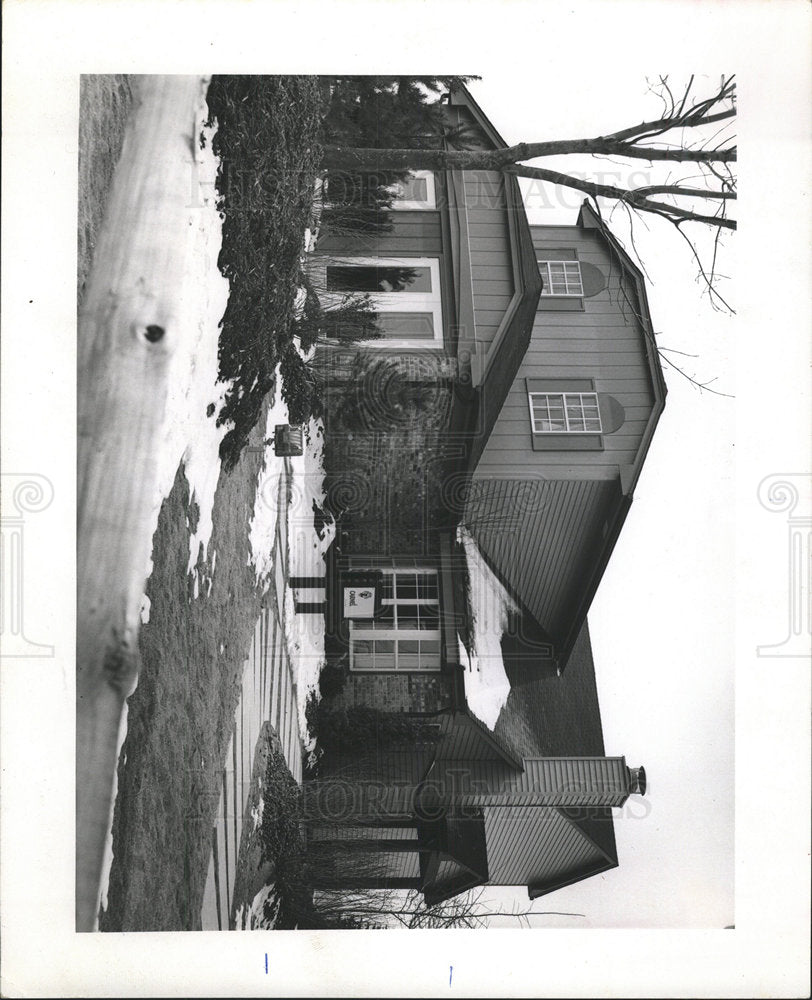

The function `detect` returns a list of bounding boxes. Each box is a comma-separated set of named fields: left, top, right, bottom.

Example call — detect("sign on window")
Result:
left=343, top=586, right=377, bottom=619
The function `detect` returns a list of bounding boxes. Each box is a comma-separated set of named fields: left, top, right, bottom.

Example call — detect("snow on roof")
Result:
left=457, top=526, right=517, bottom=730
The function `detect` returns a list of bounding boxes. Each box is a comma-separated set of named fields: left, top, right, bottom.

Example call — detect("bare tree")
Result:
left=321, top=75, right=736, bottom=311
left=307, top=885, right=583, bottom=929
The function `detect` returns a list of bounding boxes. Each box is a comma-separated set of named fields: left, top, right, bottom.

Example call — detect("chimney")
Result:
left=627, top=765, right=647, bottom=796
left=425, top=757, right=648, bottom=810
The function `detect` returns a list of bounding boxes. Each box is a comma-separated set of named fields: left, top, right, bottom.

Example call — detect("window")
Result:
left=350, top=569, right=441, bottom=672
left=538, top=260, right=584, bottom=296
left=528, top=392, right=602, bottom=434
left=389, top=170, right=436, bottom=211
left=525, top=378, right=618, bottom=452
left=323, top=256, right=443, bottom=348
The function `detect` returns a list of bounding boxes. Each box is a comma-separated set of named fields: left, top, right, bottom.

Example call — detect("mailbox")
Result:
left=273, top=424, right=304, bottom=457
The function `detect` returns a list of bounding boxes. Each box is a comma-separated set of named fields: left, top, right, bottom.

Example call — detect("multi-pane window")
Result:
left=323, top=256, right=443, bottom=347
left=528, top=392, right=602, bottom=433
left=538, top=260, right=584, bottom=296
left=389, top=170, right=436, bottom=210
left=350, top=569, right=441, bottom=672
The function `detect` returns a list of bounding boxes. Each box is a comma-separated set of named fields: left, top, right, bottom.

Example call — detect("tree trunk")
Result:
left=76, top=74, right=211, bottom=932
left=320, top=140, right=735, bottom=172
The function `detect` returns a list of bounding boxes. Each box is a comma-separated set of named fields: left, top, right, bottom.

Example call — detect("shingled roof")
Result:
left=493, top=621, right=618, bottom=867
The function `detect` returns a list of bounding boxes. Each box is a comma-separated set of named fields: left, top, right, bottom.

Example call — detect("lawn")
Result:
left=100, top=439, right=268, bottom=930
left=77, top=75, right=133, bottom=303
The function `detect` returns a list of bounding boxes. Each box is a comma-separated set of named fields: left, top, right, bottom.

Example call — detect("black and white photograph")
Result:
left=1, top=1, right=810, bottom=996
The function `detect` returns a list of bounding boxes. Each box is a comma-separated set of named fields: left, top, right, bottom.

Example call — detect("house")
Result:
left=301, top=82, right=665, bottom=904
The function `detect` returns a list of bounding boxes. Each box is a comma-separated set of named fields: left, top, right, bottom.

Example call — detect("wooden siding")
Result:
left=464, top=477, right=620, bottom=640
left=445, top=98, right=516, bottom=356
left=331, top=849, right=421, bottom=881
left=463, top=171, right=515, bottom=350
left=428, top=757, right=517, bottom=799
left=519, top=757, right=628, bottom=806
left=429, top=756, right=629, bottom=808
left=375, top=747, right=437, bottom=786
left=436, top=722, right=502, bottom=762
left=303, top=780, right=416, bottom=824
left=310, top=825, right=418, bottom=842
left=475, top=225, right=655, bottom=478
left=484, top=806, right=604, bottom=884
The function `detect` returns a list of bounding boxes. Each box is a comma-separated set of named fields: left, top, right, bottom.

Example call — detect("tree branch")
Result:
left=321, top=138, right=736, bottom=171
left=503, top=164, right=737, bottom=230
left=634, top=184, right=736, bottom=201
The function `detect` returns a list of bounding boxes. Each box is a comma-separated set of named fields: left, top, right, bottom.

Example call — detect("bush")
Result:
left=257, top=742, right=381, bottom=928
left=317, top=76, right=476, bottom=240
left=202, top=75, right=477, bottom=468
left=204, top=75, right=324, bottom=470
left=317, top=659, right=348, bottom=699
left=306, top=699, right=440, bottom=757
left=292, top=282, right=382, bottom=347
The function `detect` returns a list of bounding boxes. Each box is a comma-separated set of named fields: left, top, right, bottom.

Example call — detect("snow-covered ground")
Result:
left=286, top=421, right=334, bottom=740
left=234, top=881, right=281, bottom=931
left=248, top=399, right=332, bottom=741
left=98, top=98, right=232, bottom=929
left=104, top=157, right=329, bottom=927
left=97, top=702, right=128, bottom=917
left=250, top=778, right=265, bottom=833
left=457, top=526, right=517, bottom=730
left=248, top=386, right=294, bottom=586
left=151, top=117, right=233, bottom=594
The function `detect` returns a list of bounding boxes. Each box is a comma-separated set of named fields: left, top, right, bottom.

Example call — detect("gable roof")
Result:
left=496, top=622, right=608, bottom=758
left=466, top=203, right=543, bottom=470
left=577, top=200, right=667, bottom=496
left=443, top=84, right=665, bottom=491
left=495, top=622, right=619, bottom=869
left=443, top=83, right=544, bottom=472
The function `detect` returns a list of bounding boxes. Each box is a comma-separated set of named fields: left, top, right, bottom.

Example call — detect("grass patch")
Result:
left=81, top=74, right=328, bottom=933
left=77, top=74, right=133, bottom=303
left=100, top=412, right=269, bottom=932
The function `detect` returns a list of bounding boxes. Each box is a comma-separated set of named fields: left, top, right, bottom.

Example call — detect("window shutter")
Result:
left=580, top=262, right=607, bottom=297
left=597, top=394, right=625, bottom=433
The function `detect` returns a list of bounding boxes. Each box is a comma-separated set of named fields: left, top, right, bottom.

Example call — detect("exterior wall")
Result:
left=463, top=170, right=514, bottom=349
left=313, top=196, right=453, bottom=350
left=474, top=224, right=655, bottom=479
left=310, top=825, right=418, bottom=842
left=326, top=671, right=453, bottom=715
left=429, top=755, right=629, bottom=808
left=444, top=102, right=517, bottom=358
left=320, top=350, right=456, bottom=558
left=312, top=673, right=452, bottom=781
left=316, top=211, right=443, bottom=257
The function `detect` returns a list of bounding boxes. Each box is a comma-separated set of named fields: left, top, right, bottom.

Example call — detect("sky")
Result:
left=1, top=1, right=809, bottom=996
left=463, top=73, right=736, bottom=929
